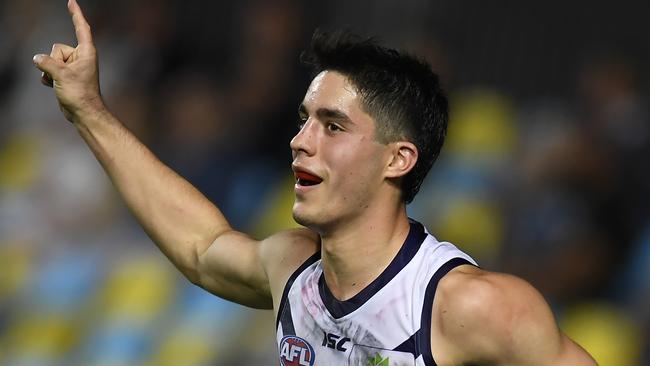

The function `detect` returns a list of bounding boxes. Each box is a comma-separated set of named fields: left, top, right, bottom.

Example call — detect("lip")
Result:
left=292, top=164, right=322, bottom=194
left=291, top=164, right=322, bottom=180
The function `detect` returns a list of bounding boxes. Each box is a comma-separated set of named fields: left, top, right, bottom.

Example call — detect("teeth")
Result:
left=297, top=179, right=317, bottom=186
left=294, top=171, right=321, bottom=187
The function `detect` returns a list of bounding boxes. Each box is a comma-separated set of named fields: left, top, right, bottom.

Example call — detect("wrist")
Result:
left=69, top=95, right=108, bottom=126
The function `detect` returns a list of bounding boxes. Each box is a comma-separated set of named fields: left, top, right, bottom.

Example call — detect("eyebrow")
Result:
left=298, top=104, right=353, bottom=125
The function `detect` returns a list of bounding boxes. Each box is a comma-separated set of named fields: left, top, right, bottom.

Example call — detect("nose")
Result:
left=290, top=119, right=316, bottom=157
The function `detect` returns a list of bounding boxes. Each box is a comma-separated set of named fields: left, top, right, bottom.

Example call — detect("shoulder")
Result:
left=436, top=267, right=549, bottom=323
left=260, top=227, right=320, bottom=268
left=260, top=228, right=320, bottom=307
left=432, top=266, right=564, bottom=364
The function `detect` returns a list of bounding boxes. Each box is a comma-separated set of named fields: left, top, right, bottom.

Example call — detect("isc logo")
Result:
left=322, top=331, right=351, bottom=352
left=279, top=336, right=316, bottom=366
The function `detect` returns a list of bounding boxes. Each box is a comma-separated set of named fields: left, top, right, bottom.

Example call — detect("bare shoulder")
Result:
left=260, top=228, right=320, bottom=308
left=432, top=266, right=596, bottom=365
left=260, top=227, right=320, bottom=269
left=435, top=266, right=550, bottom=327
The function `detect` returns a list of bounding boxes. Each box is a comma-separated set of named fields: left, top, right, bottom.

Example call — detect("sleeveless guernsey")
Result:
left=276, top=219, right=477, bottom=366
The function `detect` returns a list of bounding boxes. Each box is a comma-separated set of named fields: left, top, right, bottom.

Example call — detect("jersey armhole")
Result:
left=275, top=251, right=321, bottom=329
left=419, top=257, right=476, bottom=366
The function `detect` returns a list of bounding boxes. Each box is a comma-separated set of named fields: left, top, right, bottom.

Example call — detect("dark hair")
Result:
left=301, top=30, right=448, bottom=203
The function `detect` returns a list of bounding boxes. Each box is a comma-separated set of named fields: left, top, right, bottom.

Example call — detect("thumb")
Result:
left=33, top=54, right=64, bottom=80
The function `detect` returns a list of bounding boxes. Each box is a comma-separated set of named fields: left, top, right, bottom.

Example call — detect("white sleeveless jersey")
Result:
left=276, top=220, right=477, bottom=366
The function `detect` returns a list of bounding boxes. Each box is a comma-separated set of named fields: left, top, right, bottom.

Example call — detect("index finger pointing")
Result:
left=68, top=0, right=93, bottom=45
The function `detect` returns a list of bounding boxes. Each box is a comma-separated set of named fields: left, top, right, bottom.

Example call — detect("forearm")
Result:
left=73, top=107, right=229, bottom=282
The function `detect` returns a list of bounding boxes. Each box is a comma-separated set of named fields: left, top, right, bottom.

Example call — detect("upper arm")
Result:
left=195, top=228, right=319, bottom=310
left=435, top=270, right=596, bottom=365
left=553, top=334, right=599, bottom=366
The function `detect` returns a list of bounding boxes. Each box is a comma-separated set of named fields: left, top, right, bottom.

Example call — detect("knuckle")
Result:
left=51, top=43, right=63, bottom=56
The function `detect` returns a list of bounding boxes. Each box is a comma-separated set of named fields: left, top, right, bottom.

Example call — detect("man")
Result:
left=33, top=0, right=596, bottom=365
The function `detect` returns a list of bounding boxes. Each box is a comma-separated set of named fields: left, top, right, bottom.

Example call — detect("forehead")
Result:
left=302, top=71, right=369, bottom=122
left=304, top=70, right=356, bottom=99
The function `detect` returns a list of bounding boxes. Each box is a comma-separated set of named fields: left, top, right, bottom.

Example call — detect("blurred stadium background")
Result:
left=1, top=0, right=649, bottom=364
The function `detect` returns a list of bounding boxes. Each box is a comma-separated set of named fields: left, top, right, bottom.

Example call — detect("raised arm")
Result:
left=32, top=0, right=317, bottom=309
left=433, top=267, right=597, bottom=365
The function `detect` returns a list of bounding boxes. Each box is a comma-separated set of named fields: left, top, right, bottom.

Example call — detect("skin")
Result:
left=33, top=1, right=597, bottom=364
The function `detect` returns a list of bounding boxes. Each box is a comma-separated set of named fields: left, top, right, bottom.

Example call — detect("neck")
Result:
left=319, top=201, right=411, bottom=301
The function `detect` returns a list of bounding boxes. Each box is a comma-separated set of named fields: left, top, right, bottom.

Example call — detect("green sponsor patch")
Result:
left=365, top=353, right=389, bottom=366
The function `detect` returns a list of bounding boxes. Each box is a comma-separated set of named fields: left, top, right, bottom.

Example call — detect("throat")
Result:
left=321, top=212, right=411, bottom=301
left=320, top=246, right=384, bottom=301
left=321, top=268, right=371, bottom=301
left=319, top=221, right=411, bottom=301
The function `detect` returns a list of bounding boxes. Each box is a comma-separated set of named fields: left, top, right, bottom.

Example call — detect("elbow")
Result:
left=185, top=269, right=203, bottom=287
left=177, top=245, right=204, bottom=287
left=184, top=231, right=222, bottom=286
left=178, top=259, right=203, bottom=287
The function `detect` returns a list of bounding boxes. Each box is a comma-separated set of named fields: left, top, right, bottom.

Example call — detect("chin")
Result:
left=293, top=204, right=348, bottom=235
left=292, top=206, right=315, bottom=227
left=292, top=204, right=327, bottom=232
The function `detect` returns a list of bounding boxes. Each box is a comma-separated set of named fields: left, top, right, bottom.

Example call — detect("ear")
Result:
left=385, top=141, right=418, bottom=179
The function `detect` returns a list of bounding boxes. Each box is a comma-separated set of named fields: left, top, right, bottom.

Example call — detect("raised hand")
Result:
left=33, top=0, right=104, bottom=123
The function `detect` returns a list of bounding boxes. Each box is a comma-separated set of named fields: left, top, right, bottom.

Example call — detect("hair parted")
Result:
left=300, top=29, right=449, bottom=203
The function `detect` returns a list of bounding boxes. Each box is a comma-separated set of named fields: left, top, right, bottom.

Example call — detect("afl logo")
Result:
left=279, top=335, right=315, bottom=366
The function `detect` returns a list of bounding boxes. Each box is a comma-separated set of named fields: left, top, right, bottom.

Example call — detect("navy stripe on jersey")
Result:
left=393, top=328, right=421, bottom=356
left=279, top=297, right=296, bottom=335
left=419, top=257, right=474, bottom=366
left=276, top=251, right=321, bottom=330
left=318, top=220, right=428, bottom=319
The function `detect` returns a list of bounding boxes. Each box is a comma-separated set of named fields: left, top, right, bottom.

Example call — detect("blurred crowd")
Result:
left=1, top=0, right=648, bottom=365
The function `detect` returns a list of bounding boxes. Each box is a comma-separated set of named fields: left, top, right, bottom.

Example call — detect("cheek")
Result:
left=328, top=143, right=384, bottom=194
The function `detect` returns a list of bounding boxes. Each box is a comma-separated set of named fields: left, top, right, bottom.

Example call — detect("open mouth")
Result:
left=295, top=171, right=323, bottom=187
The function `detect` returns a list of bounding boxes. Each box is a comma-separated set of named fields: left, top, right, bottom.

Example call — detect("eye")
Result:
left=327, top=123, right=343, bottom=132
left=297, top=116, right=307, bottom=130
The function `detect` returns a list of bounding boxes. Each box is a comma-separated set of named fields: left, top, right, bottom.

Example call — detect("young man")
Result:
left=34, top=1, right=597, bottom=365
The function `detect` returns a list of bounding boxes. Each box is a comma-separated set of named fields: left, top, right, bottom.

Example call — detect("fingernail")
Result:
left=33, top=54, right=43, bottom=64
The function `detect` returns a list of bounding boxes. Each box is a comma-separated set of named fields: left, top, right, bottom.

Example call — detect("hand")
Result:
left=33, top=0, right=104, bottom=123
